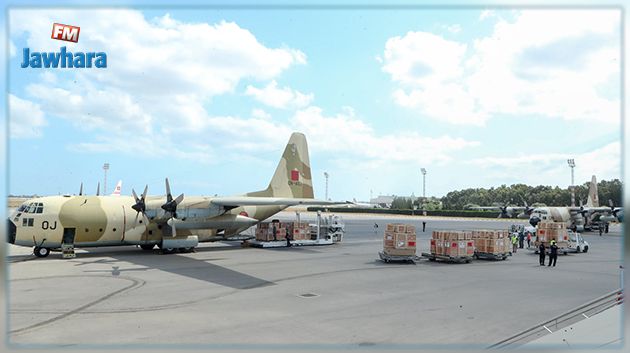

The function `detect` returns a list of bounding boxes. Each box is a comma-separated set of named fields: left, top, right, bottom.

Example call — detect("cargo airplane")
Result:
left=8, top=132, right=344, bottom=257
left=474, top=176, right=623, bottom=232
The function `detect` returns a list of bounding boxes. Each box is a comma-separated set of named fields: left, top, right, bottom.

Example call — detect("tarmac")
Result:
left=6, top=212, right=623, bottom=349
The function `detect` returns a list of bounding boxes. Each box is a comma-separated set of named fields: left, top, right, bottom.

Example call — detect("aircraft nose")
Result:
left=7, top=219, right=16, bottom=244
left=529, top=216, right=540, bottom=227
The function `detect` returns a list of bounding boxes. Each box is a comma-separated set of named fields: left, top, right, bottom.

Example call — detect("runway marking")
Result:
left=9, top=275, right=145, bottom=336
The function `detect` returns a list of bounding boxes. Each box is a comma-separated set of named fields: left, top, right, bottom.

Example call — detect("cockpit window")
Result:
left=23, top=202, right=44, bottom=214
left=17, top=204, right=27, bottom=212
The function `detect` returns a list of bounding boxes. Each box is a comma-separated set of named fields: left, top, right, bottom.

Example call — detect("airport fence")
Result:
left=306, top=207, right=500, bottom=218
left=488, top=288, right=624, bottom=349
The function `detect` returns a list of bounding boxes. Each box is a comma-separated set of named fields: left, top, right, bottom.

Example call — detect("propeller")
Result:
left=499, top=204, right=511, bottom=218
left=131, top=185, right=148, bottom=214
left=609, top=199, right=621, bottom=219
left=161, top=178, right=184, bottom=237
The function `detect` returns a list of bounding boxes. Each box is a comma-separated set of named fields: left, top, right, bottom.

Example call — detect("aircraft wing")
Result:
left=211, top=197, right=349, bottom=207
left=576, top=206, right=622, bottom=214
left=470, top=206, right=526, bottom=212
left=470, top=206, right=501, bottom=211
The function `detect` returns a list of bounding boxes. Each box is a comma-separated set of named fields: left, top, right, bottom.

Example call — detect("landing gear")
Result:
left=160, top=247, right=176, bottom=255
left=34, top=247, right=50, bottom=258
left=140, top=244, right=155, bottom=251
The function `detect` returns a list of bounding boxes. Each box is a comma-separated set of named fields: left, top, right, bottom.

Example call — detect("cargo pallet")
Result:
left=378, top=251, right=420, bottom=264
left=247, top=238, right=334, bottom=248
left=421, top=252, right=472, bottom=263
left=474, top=251, right=508, bottom=261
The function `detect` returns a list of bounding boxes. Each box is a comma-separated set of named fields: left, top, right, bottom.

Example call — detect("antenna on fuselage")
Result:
left=96, top=182, right=101, bottom=196
left=79, top=182, right=83, bottom=196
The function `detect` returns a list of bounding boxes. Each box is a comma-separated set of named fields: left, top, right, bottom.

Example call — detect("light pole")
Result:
left=421, top=168, right=427, bottom=199
left=567, top=159, right=575, bottom=206
left=324, top=172, right=329, bottom=201
left=103, top=163, right=110, bottom=195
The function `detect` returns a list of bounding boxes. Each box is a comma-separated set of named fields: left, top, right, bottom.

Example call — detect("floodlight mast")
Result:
left=103, top=163, right=110, bottom=195
left=324, top=172, right=329, bottom=201
left=421, top=168, right=427, bottom=199
left=567, top=159, right=575, bottom=207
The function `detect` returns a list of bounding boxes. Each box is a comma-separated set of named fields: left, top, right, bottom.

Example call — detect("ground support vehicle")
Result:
left=378, top=251, right=421, bottom=264
left=421, top=252, right=472, bottom=263
left=473, top=251, right=508, bottom=261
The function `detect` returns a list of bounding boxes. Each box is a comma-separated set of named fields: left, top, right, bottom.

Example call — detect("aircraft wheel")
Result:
left=576, top=246, right=581, bottom=253
left=34, top=247, right=50, bottom=258
left=583, top=246, right=588, bottom=253
left=140, top=244, right=155, bottom=251
left=161, top=247, right=176, bottom=255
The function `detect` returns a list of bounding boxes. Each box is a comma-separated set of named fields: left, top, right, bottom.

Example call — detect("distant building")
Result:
left=370, top=195, right=393, bottom=207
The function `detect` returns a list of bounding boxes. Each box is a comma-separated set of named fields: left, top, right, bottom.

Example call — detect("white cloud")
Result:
left=245, top=80, right=314, bottom=109
left=479, top=10, right=496, bottom=21
left=291, top=106, right=479, bottom=165
left=9, top=94, right=46, bottom=139
left=9, top=9, right=306, bottom=158
left=443, top=24, right=461, bottom=34
left=468, top=142, right=620, bottom=186
left=382, top=10, right=620, bottom=126
left=251, top=108, right=272, bottom=120
left=11, top=10, right=306, bottom=98
left=382, top=31, right=467, bottom=86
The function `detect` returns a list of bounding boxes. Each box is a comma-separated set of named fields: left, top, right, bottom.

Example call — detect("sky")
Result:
left=6, top=6, right=623, bottom=201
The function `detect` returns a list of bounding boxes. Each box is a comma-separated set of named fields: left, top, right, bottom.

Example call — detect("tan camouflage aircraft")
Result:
left=474, top=175, right=623, bottom=231
left=8, top=132, right=344, bottom=257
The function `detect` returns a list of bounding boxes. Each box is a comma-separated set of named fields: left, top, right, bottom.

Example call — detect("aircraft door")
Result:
left=62, top=228, right=76, bottom=245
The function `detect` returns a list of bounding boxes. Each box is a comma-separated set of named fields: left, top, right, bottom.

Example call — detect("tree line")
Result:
left=441, top=179, right=622, bottom=210
left=389, top=179, right=622, bottom=210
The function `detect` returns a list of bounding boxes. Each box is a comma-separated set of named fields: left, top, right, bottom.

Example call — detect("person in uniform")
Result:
left=539, top=242, right=546, bottom=266
left=511, top=234, right=518, bottom=253
left=548, top=240, right=558, bottom=267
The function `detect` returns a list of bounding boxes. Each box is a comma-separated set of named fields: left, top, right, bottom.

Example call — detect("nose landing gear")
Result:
left=34, top=247, right=50, bottom=258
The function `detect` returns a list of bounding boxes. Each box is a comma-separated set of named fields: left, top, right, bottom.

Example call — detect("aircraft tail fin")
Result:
left=247, top=132, right=314, bottom=199
left=586, top=175, right=599, bottom=207
left=111, top=180, right=122, bottom=196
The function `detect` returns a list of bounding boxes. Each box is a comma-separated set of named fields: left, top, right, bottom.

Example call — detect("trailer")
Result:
left=248, top=211, right=344, bottom=248
left=421, top=252, right=472, bottom=264
left=379, top=251, right=420, bottom=264
left=474, top=251, right=508, bottom=261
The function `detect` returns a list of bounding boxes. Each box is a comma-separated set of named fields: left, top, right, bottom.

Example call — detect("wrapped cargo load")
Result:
left=471, top=230, right=511, bottom=256
left=257, top=222, right=313, bottom=242
left=384, top=223, right=416, bottom=256
left=429, top=231, right=474, bottom=257
left=535, top=221, right=569, bottom=250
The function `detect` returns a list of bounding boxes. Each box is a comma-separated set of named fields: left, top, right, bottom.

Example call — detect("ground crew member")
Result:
left=519, top=232, right=525, bottom=249
left=605, top=223, right=609, bottom=233
left=548, top=240, right=558, bottom=267
left=526, top=232, right=532, bottom=248
left=286, top=232, right=291, bottom=247
left=539, top=242, right=546, bottom=266
left=422, top=221, right=427, bottom=232
left=599, top=225, right=603, bottom=236
left=272, top=224, right=277, bottom=241
left=511, top=234, right=518, bottom=253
